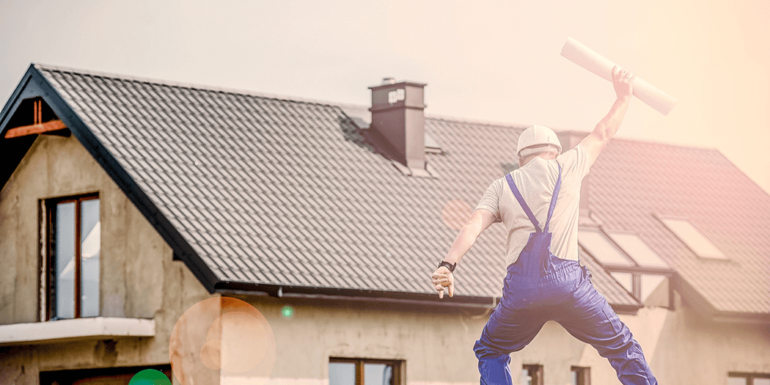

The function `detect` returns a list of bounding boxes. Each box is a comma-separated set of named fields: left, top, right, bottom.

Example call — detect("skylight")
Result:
left=607, top=233, right=670, bottom=269
left=660, top=218, right=728, bottom=260
left=579, top=230, right=634, bottom=266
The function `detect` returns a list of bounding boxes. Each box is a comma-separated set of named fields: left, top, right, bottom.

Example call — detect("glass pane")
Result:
left=728, top=377, right=748, bottom=385
left=754, top=379, right=770, bottom=385
left=81, top=199, right=100, bottom=317
left=55, top=202, right=76, bottom=319
left=641, top=275, right=667, bottom=302
left=329, top=362, right=356, bottom=385
left=571, top=370, right=578, bottom=385
left=364, top=363, right=393, bottom=385
left=579, top=230, right=634, bottom=266
left=521, top=368, right=532, bottom=385
left=611, top=272, right=633, bottom=293
left=661, top=219, right=727, bottom=259
left=607, top=233, right=669, bottom=268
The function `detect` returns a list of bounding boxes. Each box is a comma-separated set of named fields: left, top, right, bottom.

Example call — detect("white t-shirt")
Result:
left=475, top=144, right=592, bottom=267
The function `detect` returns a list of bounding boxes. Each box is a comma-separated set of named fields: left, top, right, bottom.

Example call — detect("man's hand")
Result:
left=612, top=65, right=636, bottom=100
left=431, top=266, right=454, bottom=299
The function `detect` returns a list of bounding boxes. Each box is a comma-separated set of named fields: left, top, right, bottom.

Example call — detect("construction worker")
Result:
left=430, top=66, right=657, bottom=384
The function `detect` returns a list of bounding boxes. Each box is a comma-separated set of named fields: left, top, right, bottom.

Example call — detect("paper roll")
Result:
left=561, top=37, right=677, bottom=116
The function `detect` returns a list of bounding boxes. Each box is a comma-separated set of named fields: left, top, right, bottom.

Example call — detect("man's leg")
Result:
left=473, top=304, right=546, bottom=385
left=556, top=279, right=657, bottom=385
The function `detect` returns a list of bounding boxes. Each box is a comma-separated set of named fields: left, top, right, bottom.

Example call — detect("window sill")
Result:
left=0, top=317, right=155, bottom=346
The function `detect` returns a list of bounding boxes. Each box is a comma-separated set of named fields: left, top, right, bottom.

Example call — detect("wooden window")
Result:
left=571, top=366, right=590, bottom=385
left=521, top=364, right=543, bottom=385
left=45, top=194, right=100, bottom=320
left=729, top=373, right=770, bottom=385
left=329, top=358, right=403, bottom=385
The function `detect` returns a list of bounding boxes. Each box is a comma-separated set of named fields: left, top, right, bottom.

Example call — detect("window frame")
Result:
left=729, top=372, right=770, bottom=385
left=45, top=193, right=100, bottom=321
left=522, top=364, right=544, bottom=385
left=571, top=366, right=591, bottom=385
left=329, top=357, right=404, bottom=385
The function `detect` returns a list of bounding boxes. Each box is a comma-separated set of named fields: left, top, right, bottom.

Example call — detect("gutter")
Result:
left=214, top=281, right=500, bottom=310
left=214, top=281, right=641, bottom=314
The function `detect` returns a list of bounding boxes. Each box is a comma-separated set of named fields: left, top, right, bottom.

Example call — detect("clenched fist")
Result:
left=431, top=266, right=454, bottom=299
left=612, top=65, right=635, bottom=100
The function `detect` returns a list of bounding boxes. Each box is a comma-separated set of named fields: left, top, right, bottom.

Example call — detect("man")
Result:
left=430, top=66, right=657, bottom=384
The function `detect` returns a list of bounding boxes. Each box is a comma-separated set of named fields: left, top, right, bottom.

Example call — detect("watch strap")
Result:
left=438, top=261, right=456, bottom=273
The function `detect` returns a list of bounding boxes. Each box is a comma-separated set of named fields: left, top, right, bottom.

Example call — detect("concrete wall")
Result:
left=0, top=134, right=214, bottom=384
left=230, top=295, right=770, bottom=385
left=1, top=134, right=769, bottom=385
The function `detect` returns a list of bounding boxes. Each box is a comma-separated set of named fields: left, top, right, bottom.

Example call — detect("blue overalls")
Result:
left=473, top=164, right=657, bottom=385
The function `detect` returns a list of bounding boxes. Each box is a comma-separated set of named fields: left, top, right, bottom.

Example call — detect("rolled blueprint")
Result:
left=561, top=37, right=677, bottom=116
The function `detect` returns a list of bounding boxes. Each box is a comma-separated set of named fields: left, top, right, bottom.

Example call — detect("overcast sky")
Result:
left=1, top=0, right=768, bottom=192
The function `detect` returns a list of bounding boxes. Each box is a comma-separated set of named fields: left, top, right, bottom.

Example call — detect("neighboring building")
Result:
left=0, top=64, right=769, bottom=384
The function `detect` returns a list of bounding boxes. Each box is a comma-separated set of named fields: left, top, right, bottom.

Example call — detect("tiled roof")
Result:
left=588, top=139, right=770, bottom=315
left=7, top=64, right=691, bottom=309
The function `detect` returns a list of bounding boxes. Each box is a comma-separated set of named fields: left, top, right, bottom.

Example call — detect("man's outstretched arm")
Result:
left=431, top=208, right=498, bottom=298
left=579, top=65, right=636, bottom=165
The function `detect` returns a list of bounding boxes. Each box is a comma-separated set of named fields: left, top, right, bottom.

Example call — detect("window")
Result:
left=606, top=232, right=669, bottom=269
left=521, top=364, right=543, bottom=385
left=659, top=217, right=727, bottom=260
left=571, top=366, right=590, bottom=385
left=46, top=195, right=100, bottom=320
left=729, top=373, right=770, bottom=385
left=329, top=358, right=402, bottom=385
left=579, top=229, right=672, bottom=307
left=579, top=230, right=634, bottom=267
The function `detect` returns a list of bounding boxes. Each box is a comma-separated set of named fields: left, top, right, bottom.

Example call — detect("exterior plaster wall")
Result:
left=0, top=135, right=214, bottom=384
left=240, top=295, right=770, bottom=385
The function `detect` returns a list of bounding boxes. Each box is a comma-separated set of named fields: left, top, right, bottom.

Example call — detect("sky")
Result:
left=1, top=0, right=768, bottom=193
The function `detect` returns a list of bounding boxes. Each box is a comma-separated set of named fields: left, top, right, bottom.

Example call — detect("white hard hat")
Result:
left=516, top=125, right=562, bottom=158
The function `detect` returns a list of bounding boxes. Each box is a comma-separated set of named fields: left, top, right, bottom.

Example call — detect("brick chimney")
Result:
left=368, top=78, right=429, bottom=176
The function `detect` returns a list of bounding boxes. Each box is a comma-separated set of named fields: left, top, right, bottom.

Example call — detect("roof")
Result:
left=587, top=139, right=770, bottom=318
left=2, top=64, right=766, bottom=316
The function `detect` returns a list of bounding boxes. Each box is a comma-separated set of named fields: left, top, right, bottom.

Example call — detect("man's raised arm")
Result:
left=579, top=65, right=636, bottom=165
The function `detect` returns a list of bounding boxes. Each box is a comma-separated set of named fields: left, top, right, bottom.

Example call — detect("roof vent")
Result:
left=381, top=77, right=396, bottom=85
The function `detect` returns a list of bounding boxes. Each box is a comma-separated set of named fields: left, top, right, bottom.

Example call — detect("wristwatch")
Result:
left=438, top=261, right=456, bottom=273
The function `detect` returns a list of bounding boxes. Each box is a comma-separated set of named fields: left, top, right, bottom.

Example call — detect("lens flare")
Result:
left=129, top=369, right=171, bottom=385
left=441, top=199, right=473, bottom=230
left=169, top=297, right=276, bottom=385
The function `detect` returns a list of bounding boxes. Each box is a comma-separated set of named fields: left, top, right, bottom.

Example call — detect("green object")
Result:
left=129, top=369, right=172, bottom=385
left=281, top=305, right=294, bottom=318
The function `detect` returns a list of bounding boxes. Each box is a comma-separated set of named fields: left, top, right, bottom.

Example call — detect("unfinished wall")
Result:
left=225, top=294, right=770, bottom=385
left=0, top=134, right=213, bottom=384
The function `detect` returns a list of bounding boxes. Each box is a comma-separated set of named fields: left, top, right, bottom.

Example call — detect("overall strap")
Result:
left=505, top=173, right=542, bottom=232
left=543, top=162, right=563, bottom=233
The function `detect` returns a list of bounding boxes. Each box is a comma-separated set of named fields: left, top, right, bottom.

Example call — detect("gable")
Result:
left=0, top=65, right=219, bottom=294
left=0, top=133, right=207, bottom=323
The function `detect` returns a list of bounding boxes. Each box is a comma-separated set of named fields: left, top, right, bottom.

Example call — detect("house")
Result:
left=1, top=64, right=769, bottom=385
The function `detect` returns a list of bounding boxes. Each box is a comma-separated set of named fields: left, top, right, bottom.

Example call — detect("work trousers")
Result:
left=473, top=260, right=658, bottom=385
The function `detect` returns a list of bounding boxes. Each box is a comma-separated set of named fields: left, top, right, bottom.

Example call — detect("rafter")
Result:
left=4, top=120, right=68, bottom=139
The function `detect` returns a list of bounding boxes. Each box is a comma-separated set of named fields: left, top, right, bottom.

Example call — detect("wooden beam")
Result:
left=4, top=120, right=68, bottom=139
